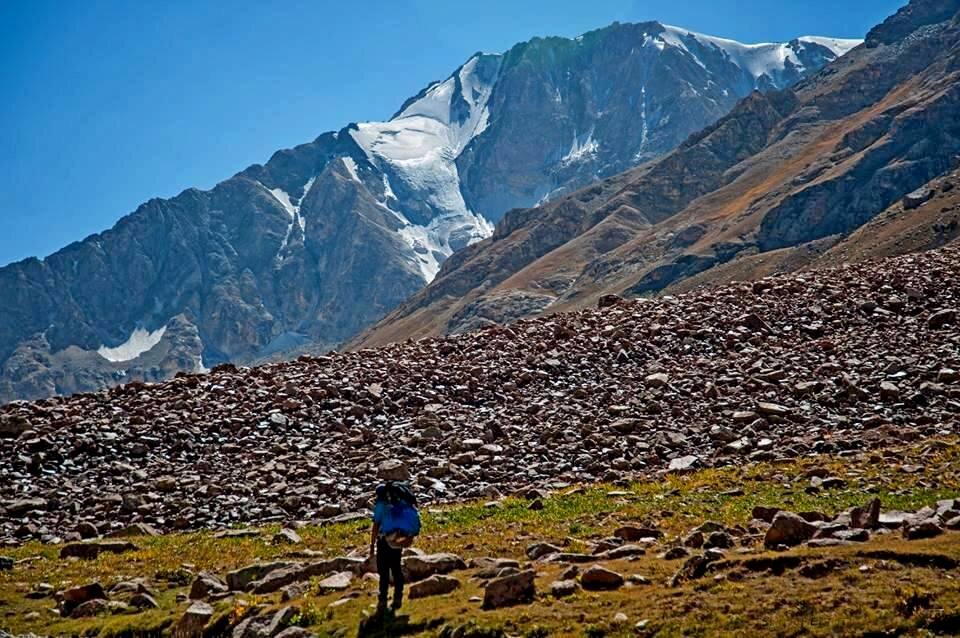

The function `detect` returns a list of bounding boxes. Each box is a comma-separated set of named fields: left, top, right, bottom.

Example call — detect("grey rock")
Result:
left=176, top=601, right=214, bottom=637
left=482, top=570, right=536, bottom=609
left=765, top=512, right=817, bottom=548
left=189, top=572, right=228, bottom=600
left=903, top=519, right=944, bottom=540
left=408, top=574, right=460, bottom=599
left=402, top=553, right=467, bottom=582
left=526, top=542, right=562, bottom=560
left=580, top=565, right=624, bottom=591
left=227, top=561, right=295, bottom=591
left=316, top=571, right=352, bottom=593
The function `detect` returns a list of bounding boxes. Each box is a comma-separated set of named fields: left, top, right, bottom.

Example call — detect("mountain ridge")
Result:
left=0, top=20, right=859, bottom=403
left=354, top=1, right=960, bottom=349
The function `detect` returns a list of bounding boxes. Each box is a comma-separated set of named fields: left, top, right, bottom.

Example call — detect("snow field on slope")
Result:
left=97, top=326, right=167, bottom=362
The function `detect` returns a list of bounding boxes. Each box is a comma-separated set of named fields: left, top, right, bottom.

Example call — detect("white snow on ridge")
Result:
left=798, top=36, right=862, bottom=57
left=97, top=326, right=167, bottom=362
left=301, top=176, right=316, bottom=201
left=397, top=210, right=493, bottom=282
left=659, top=25, right=862, bottom=83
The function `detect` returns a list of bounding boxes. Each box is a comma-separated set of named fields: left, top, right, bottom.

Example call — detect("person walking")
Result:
left=369, top=479, right=420, bottom=614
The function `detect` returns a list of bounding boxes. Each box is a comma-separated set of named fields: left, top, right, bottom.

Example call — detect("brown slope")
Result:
left=4, top=244, right=960, bottom=538
left=354, top=0, right=960, bottom=349
left=666, top=168, right=960, bottom=294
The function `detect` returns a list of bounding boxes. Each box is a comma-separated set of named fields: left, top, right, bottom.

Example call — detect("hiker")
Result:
left=369, top=479, right=421, bottom=613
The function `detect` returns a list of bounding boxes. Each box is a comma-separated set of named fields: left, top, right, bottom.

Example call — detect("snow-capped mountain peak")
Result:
left=345, top=22, right=861, bottom=286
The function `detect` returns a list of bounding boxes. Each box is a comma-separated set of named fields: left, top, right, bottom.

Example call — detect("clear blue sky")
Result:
left=0, top=0, right=904, bottom=267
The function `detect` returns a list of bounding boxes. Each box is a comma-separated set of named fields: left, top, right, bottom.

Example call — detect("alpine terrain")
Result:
left=5, top=3, right=960, bottom=636
left=0, top=22, right=857, bottom=403
left=356, top=0, right=960, bottom=348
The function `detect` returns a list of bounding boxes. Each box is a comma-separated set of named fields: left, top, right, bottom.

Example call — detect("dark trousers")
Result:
left=376, top=536, right=404, bottom=608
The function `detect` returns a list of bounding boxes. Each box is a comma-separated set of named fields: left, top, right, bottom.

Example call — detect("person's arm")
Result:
left=370, top=521, right=379, bottom=557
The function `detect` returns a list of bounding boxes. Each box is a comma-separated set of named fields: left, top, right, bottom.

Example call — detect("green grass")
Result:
left=2, top=439, right=960, bottom=637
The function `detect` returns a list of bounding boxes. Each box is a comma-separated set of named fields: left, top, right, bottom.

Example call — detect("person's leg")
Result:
left=376, top=537, right=390, bottom=610
left=390, top=545, right=405, bottom=610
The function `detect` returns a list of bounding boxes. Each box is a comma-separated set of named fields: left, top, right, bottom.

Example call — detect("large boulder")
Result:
left=470, top=557, right=521, bottom=579
left=580, top=566, right=624, bottom=591
left=550, top=579, right=578, bottom=597
left=402, top=553, right=466, bottom=582
left=668, top=456, right=701, bottom=473
left=482, top=570, right=536, bottom=609
left=377, top=459, right=409, bottom=481
left=249, top=557, right=367, bottom=594
left=189, top=572, right=228, bottom=600
left=226, top=561, right=294, bottom=591
left=2, top=498, right=47, bottom=517
left=526, top=542, right=562, bottom=560
left=408, top=574, right=460, bottom=599
left=903, top=187, right=933, bottom=209
left=316, top=571, right=352, bottom=593
left=764, top=512, right=817, bottom=548
left=850, top=498, right=881, bottom=529
left=175, top=601, right=214, bottom=638
left=71, top=598, right=109, bottom=618
left=903, top=519, right=944, bottom=540
left=57, top=582, right=106, bottom=616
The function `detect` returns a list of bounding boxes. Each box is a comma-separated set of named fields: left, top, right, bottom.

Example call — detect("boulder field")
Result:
left=1, top=246, right=959, bottom=541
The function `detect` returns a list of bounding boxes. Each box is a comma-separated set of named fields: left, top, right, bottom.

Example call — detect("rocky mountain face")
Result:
left=2, top=244, right=959, bottom=539
left=355, top=0, right=960, bottom=348
left=0, top=22, right=856, bottom=403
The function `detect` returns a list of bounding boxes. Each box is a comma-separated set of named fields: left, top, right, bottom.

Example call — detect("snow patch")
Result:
left=97, top=326, right=167, bottom=362
left=301, top=176, right=316, bottom=200
left=341, top=157, right=361, bottom=183
left=268, top=187, right=296, bottom=218
left=262, top=177, right=316, bottom=261
left=562, top=129, right=599, bottom=165
left=634, top=86, right=650, bottom=163
left=349, top=53, right=502, bottom=268
left=382, top=174, right=397, bottom=202
left=396, top=211, right=493, bottom=282
left=349, top=54, right=502, bottom=280
left=798, top=36, right=862, bottom=57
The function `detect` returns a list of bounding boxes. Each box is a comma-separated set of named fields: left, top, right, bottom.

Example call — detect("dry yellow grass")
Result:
left=2, top=439, right=960, bottom=637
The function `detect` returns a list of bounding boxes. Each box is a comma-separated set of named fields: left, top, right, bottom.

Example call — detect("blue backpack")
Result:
left=378, top=481, right=421, bottom=546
